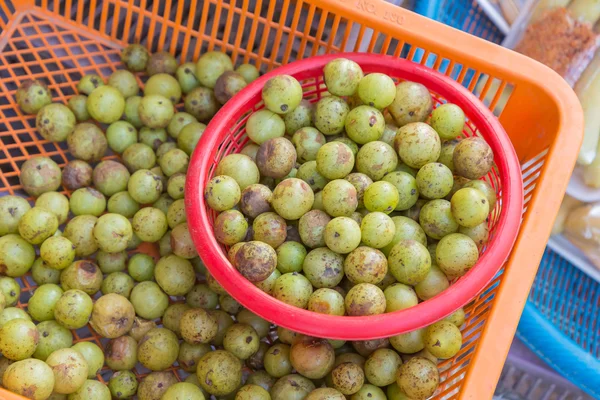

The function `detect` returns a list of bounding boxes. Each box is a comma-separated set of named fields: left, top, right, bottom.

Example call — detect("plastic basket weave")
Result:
left=0, top=0, right=583, bottom=398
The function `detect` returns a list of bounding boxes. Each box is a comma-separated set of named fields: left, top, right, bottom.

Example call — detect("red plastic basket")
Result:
left=186, top=52, right=523, bottom=340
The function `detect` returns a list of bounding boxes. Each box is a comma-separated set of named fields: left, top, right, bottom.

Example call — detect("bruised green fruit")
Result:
left=234, top=240, right=277, bottom=282
left=121, top=44, right=149, bottom=72
left=196, top=51, right=234, bottom=88
left=262, top=74, right=302, bottom=114
left=463, top=179, right=497, bottom=210
left=424, top=320, right=462, bottom=359
left=256, top=137, right=297, bottom=179
left=344, top=283, right=386, bottom=316
left=146, top=51, right=177, bottom=76
left=138, top=94, right=174, bottom=128
left=145, top=72, right=181, bottom=103
left=397, top=357, right=439, bottom=400
left=344, top=246, right=388, bottom=285
left=299, top=209, right=330, bottom=248
left=177, top=121, right=206, bottom=155
left=46, top=348, right=88, bottom=394
left=273, top=272, right=313, bottom=308
left=394, top=122, right=441, bottom=169
left=363, top=181, right=399, bottom=214
left=419, top=199, right=458, bottom=239
left=178, top=341, right=211, bottom=373
left=215, top=153, right=260, bottom=190
left=155, top=254, right=196, bottom=296
left=236, top=63, right=260, bottom=83
left=360, top=212, right=395, bottom=249
left=0, top=195, right=30, bottom=236
left=130, top=281, right=169, bottom=320
left=71, top=341, right=104, bottom=378
left=345, top=106, right=385, bottom=145
left=284, top=99, right=313, bottom=135
left=68, top=379, right=111, bottom=400
left=331, top=362, right=364, bottom=395
left=323, top=58, right=363, bottom=96
left=290, top=336, right=335, bottom=379
left=184, top=86, right=219, bottom=122
left=303, top=247, right=344, bottom=288
left=124, top=95, right=143, bottom=127
left=196, top=350, right=242, bottom=396
left=388, top=81, right=433, bottom=126
left=36, top=192, right=69, bottom=224
left=60, top=260, right=102, bottom=295
left=322, top=179, right=358, bottom=217
left=77, top=74, right=104, bottom=95
left=324, top=216, right=361, bottom=254
left=431, top=103, right=465, bottom=140
left=314, top=96, right=350, bottom=135
left=388, top=239, right=431, bottom=285
left=437, top=138, right=459, bottom=172
left=176, top=63, right=201, bottom=94
left=28, top=283, right=63, bottom=322
left=297, top=161, right=329, bottom=192
left=356, top=140, right=398, bottom=180
left=0, top=307, right=30, bottom=327
left=67, top=123, right=107, bottom=162
left=358, top=73, right=396, bottom=109
left=436, top=233, right=479, bottom=278
left=19, top=207, right=58, bottom=245
left=105, top=335, right=138, bottom=371
left=271, top=178, right=314, bottom=220
left=0, top=234, right=36, bottom=277
left=390, top=329, right=425, bottom=354
left=138, top=328, right=179, bottom=371
left=308, top=288, right=345, bottom=316
left=271, top=374, right=315, bottom=400
left=451, top=187, right=489, bottom=227
left=54, top=289, right=93, bottom=329
left=31, top=258, right=61, bottom=285
left=382, top=171, right=419, bottom=211
left=137, top=371, right=178, bottom=400
left=3, top=359, right=54, bottom=400
left=36, top=103, right=76, bottom=142
left=87, top=85, right=125, bottom=124
left=17, top=79, right=52, bottom=114
left=93, top=213, right=132, bottom=253
left=240, top=184, right=272, bottom=218
left=32, top=320, right=72, bottom=361
left=109, top=69, right=139, bottom=98
left=453, top=136, right=494, bottom=180
left=459, top=221, right=489, bottom=248
left=90, top=293, right=135, bottom=338
left=133, top=207, right=168, bottom=242
left=416, top=162, right=454, bottom=200
left=180, top=308, right=218, bottom=345
left=108, top=370, right=138, bottom=399
left=19, top=156, right=61, bottom=196
left=223, top=323, right=260, bottom=360
left=214, top=71, right=247, bottom=104
left=0, top=319, right=39, bottom=360
left=414, top=265, right=449, bottom=301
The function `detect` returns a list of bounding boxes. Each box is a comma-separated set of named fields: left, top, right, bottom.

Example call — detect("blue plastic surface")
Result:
left=414, top=0, right=504, bottom=44
left=518, top=247, right=600, bottom=399
left=413, top=0, right=504, bottom=85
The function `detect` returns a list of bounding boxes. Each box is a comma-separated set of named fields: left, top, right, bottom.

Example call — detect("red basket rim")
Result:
left=186, top=53, right=523, bottom=340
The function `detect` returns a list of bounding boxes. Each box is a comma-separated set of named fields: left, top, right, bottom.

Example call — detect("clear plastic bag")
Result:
left=564, top=202, right=600, bottom=270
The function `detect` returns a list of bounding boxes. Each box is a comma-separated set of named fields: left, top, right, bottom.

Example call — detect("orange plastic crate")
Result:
left=0, top=0, right=582, bottom=399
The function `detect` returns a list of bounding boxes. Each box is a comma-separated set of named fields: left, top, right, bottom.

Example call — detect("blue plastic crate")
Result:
left=414, top=0, right=505, bottom=44
left=413, top=0, right=505, bottom=86
left=518, top=248, right=600, bottom=399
